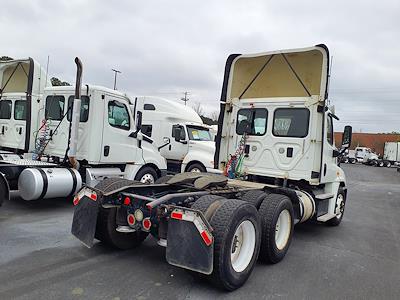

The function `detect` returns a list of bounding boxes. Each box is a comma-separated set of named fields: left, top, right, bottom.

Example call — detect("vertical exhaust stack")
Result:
left=68, top=57, right=83, bottom=169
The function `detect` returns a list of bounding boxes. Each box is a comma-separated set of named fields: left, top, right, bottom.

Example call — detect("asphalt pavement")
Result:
left=0, top=164, right=399, bottom=299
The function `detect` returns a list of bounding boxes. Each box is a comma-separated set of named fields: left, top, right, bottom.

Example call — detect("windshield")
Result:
left=187, top=126, right=212, bottom=141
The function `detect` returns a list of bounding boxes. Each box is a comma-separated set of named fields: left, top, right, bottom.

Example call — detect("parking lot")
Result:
left=0, top=164, right=399, bottom=299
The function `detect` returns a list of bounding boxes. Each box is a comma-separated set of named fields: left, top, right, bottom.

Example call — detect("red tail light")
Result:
left=123, top=197, right=131, bottom=205
left=142, top=218, right=151, bottom=231
left=171, top=212, right=183, bottom=220
left=127, top=214, right=135, bottom=226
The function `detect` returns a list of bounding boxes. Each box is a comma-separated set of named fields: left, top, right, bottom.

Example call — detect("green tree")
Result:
left=0, top=56, right=13, bottom=61
left=51, top=77, right=71, bottom=86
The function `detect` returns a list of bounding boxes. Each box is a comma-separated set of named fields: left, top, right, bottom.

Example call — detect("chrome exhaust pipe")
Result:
left=68, top=57, right=83, bottom=169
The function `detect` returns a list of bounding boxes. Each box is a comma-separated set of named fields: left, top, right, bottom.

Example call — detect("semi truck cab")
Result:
left=136, top=96, right=216, bottom=173
left=215, top=45, right=351, bottom=222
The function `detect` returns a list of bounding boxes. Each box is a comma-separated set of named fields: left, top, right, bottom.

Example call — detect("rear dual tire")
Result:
left=258, top=194, right=294, bottom=264
left=94, top=178, right=148, bottom=249
left=192, top=196, right=261, bottom=291
left=95, top=207, right=148, bottom=249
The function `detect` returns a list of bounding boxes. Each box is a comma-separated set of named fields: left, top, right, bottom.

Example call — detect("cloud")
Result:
left=1, top=0, right=399, bottom=132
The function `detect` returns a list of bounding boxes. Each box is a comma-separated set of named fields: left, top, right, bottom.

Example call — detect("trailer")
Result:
left=136, top=96, right=216, bottom=173
left=0, top=58, right=167, bottom=204
left=71, top=45, right=352, bottom=290
left=382, top=142, right=400, bottom=167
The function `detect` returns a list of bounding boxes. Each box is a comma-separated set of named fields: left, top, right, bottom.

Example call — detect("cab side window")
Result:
left=172, top=124, right=186, bottom=140
left=273, top=108, right=310, bottom=138
left=14, top=100, right=26, bottom=120
left=236, top=108, right=268, bottom=136
left=108, top=100, right=130, bottom=130
left=0, top=100, right=12, bottom=119
left=45, top=95, right=65, bottom=121
left=141, top=124, right=153, bottom=137
left=67, top=96, right=90, bottom=122
left=326, top=115, right=334, bottom=145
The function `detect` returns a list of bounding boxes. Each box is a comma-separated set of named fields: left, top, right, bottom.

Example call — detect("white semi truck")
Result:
left=136, top=96, right=216, bottom=173
left=71, top=45, right=353, bottom=290
left=0, top=58, right=48, bottom=156
left=0, top=58, right=167, bottom=206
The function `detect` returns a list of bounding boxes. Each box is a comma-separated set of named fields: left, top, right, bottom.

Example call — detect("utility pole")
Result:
left=112, top=69, right=121, bottom=90
left=181, top=91, right=190, bottom=105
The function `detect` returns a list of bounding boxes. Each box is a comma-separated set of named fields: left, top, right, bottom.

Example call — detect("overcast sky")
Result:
left=1, top=0, right=399, bottom=133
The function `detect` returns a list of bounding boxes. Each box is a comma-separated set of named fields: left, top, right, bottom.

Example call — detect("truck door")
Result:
left=0, top=99, right=13, bottom=149
left=319, top=113, right=337, bottom=183
left=13, top=100, right=27, bottom=150
left=168, top=124, right=189, bottom=161
left=101, top=97, right=139, bottom=163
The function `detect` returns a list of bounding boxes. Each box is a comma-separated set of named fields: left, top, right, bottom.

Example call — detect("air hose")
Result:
left=224, top=133, right=247, bottom=179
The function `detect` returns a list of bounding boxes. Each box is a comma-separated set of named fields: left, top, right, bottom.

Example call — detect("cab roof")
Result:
left=222, top=44, right=329, bottom=102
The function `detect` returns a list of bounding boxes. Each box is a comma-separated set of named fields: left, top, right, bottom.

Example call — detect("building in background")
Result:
left=334, top=132, right=400, bottom=156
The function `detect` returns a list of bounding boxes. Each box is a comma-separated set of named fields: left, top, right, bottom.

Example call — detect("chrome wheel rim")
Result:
left=140, top=173, right=155, bottom=184
left=335, top=194, right=345, bottom=218
left=275, top=210, right=291, bottom=250
left=230, top=220, right=256, bottom=272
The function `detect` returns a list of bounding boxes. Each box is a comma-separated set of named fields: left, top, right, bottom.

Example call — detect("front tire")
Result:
left=134, top=166, right=158, bottom=184
left=209, top=199, right=261, bottom=291
left=326, top=188, right=346, bottom=226
left=258, top=193, right=294, bottom=264
left=186, top=163, right=206, bottom=173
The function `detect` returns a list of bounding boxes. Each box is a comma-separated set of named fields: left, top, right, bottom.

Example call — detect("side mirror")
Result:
left=341, top=125, right=352, bottom=149
left=237, top=120, right=252, bottom=135
left=136, top=111, right=142, bottom=131
left=173, top=127, right=183, bottom=142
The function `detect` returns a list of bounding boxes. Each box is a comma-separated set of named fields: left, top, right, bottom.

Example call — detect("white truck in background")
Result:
left=136, top=96, right=216, bottom=173
left=0, top=58, right=48, bottom=157
left=0, top=58, right=167, bottom=204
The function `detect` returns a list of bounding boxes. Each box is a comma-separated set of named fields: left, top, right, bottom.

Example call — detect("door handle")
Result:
left=104, top=146, right=110, bottom=157
left=1, top=126, right=4, bottom=135
left=287, top=147, right=293, bottom=158
left=244, top=145, right=250, bottom=157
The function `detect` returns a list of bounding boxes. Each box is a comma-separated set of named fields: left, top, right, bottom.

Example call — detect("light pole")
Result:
left=181, top=91, right=190, bottom=105
left=112, top=69, right=121, bottom=90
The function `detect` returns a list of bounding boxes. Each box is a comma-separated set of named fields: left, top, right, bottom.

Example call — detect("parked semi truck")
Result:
left=71, top=45, right=352, bottom=290
left=0, top=58, right=48, bottom=156
left=137, top=96, right=216, bottom=173
left=0, top=58, right=167, bottom=204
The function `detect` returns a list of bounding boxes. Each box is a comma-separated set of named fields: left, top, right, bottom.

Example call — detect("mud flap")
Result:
left=166, top=211, right=213, bottom=274
left=0, top=172, right=10, bottom=206
left=71, top=194, right=100, bottom=248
